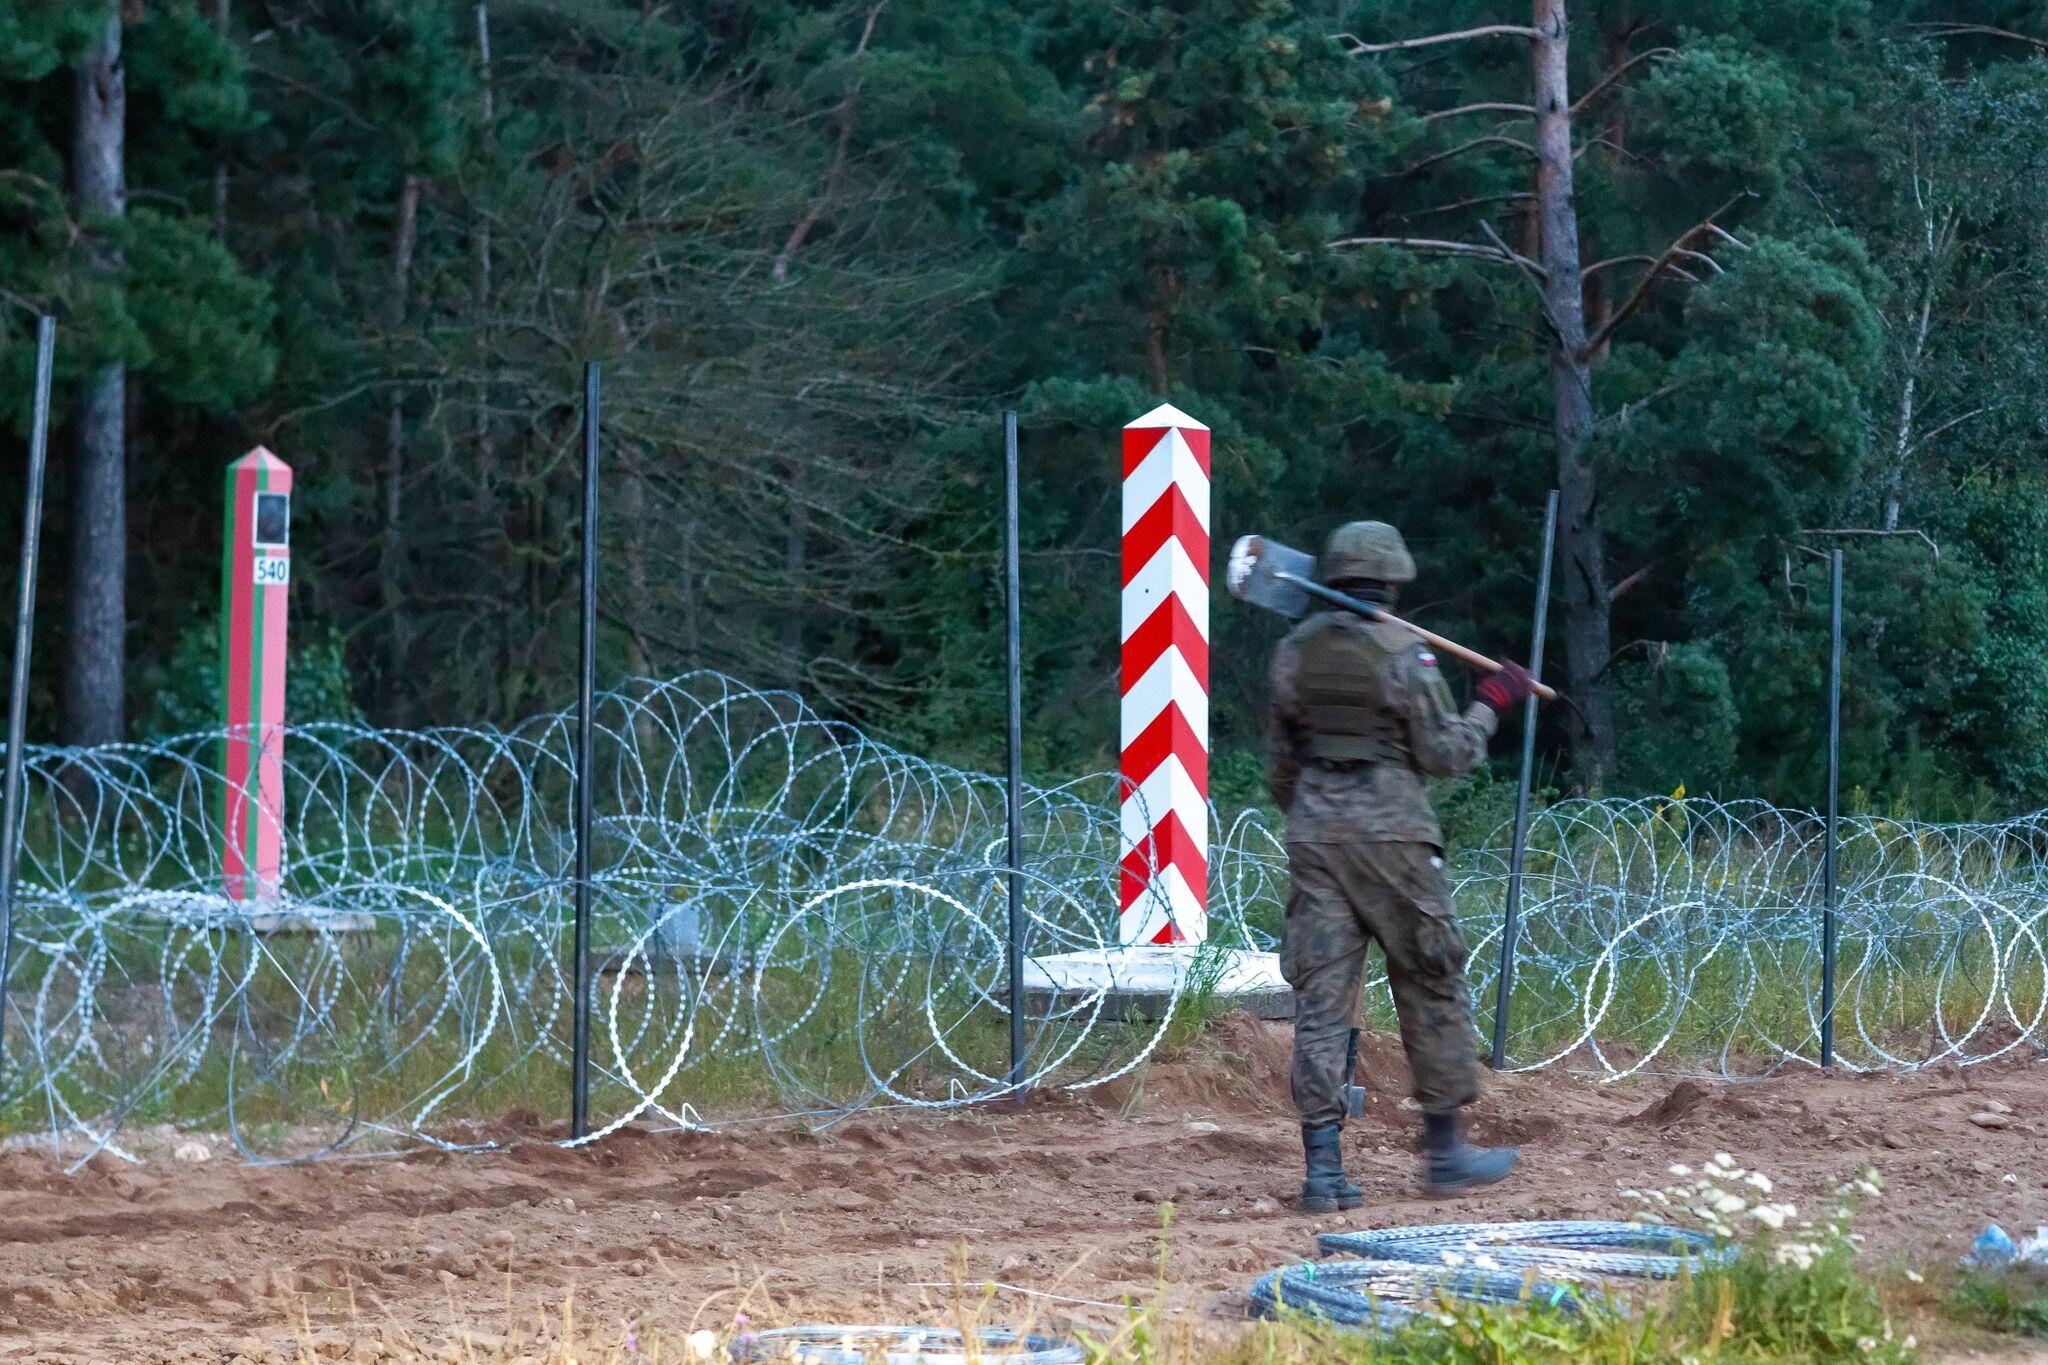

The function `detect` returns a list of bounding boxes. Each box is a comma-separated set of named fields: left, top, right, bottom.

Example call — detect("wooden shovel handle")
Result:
left=1391, top=612, right=1560, bottom=703
left=1284, top=573, right=1560, bottom=703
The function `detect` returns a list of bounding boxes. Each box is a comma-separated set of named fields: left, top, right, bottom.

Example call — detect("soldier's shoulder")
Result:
left=1369, top=615, right=1429, bottom=654
left=1282, top=610, right=1347, bottom=645
left=1376, top=623, right=1445, bottom=679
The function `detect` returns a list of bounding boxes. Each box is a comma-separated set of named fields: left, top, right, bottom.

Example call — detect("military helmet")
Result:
left=1321, top=520, right=1415, bottom=585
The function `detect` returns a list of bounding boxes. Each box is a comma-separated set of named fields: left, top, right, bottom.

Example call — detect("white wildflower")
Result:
left=1905, top=1270, right=1924, bottom=1285
left=1747, top=1204, right=1788, bottom=1231
left=686, top=1331, right=719, bottom=1361
left=1669, top=1164, right=1693, bottom=1176
left=1772, top=1241, right=1819, bottom=1271
left=1744, top=1172, right=1773, bottom=1194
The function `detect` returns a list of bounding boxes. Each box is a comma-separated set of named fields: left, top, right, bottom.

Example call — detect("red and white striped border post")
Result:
left=222, top=446, right=291, bottom=902
left=1119, top=404, right=1210, bottom=945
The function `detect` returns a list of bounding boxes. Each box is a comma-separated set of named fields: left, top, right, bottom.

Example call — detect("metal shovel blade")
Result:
left=1226, top=534, right=1318, bottom=620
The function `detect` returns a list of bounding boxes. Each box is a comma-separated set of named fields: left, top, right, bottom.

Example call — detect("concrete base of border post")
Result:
left=132, top=898, right=375, bottom=934
left=1022, top=945, right=1293, bottom=1022
left=244, top=907, right=376, bottom=935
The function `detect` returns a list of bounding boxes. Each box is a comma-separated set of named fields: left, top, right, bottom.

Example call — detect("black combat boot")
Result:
left=1299, top=1123, right=1364, bottom=1213
left=1423, top=1110, right=1518, bottom=1194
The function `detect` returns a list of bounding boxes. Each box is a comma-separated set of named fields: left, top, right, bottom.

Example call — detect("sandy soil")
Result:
left=0, top=1019, right=2043, bottom=1363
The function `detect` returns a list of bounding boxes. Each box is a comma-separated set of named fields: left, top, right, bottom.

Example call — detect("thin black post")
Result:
left=1820, top=548, right=1842, bottom=1068
left=1003, top=410, right=1027, bottom=1097
left=571, top=361, right=600, bottom=1137
left=1489, top=489, right=1558, bottom=1070
left=0, top=317, right=55, bottom=1067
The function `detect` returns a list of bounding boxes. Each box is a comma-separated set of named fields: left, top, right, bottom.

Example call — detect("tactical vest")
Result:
left=1294, top=614, right=1409, bottom=766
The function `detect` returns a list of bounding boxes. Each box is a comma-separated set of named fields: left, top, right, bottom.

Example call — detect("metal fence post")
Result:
left=1490, top=489, right=1558, bottom=1070
left=1820, top=548, right=1842, bottom=1068
left=0, top=317, right=55, bottom=1068
left=1003, top=411, right=1027, bottom=1096
left=571, top=361, right=600, bottom=1136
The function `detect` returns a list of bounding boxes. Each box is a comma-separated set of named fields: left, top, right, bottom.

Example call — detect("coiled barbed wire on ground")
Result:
left=0, top=673, right=2042, bottom=1164
left=1316, top=1221, right=1729, bottom=1281
left=1250, top=1219, right=1720, bottom=1333
left=729, top=1326, right=1085, bottom=1364
left=1248, top=1258, right=1576, bottom=1330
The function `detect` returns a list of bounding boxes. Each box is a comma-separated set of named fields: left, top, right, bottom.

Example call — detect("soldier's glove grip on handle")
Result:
left=1476, top=659, right=1535, bottom=715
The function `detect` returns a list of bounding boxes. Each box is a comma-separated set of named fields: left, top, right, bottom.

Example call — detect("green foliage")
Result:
left=1944, top=1267, right=2048, bottom=1339
left=122, top=209, right=277, bottom=406
left=11, top=0, right=2048, bottom=818
left=1102, top=1245, right=1916, bottom=1364
left=1617, top=643, right=1740, bottom=794
left=0, top=3, right=106, bottom=81
left=1633, top=37, right=1800, bottom=193
left=141, top=618, right=365, bottom=738
left=128, top=3, right=253, bottom=141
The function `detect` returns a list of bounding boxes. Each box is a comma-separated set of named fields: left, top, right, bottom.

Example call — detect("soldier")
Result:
left=1266, top=520, right=1533, bottom=1210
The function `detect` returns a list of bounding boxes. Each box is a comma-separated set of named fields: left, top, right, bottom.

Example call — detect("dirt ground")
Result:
left=0, top=1018, right=2043, bottom=1363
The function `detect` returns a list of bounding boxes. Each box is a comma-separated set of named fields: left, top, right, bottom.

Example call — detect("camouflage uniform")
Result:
left=1267, top=610, right=1499, bottom=1126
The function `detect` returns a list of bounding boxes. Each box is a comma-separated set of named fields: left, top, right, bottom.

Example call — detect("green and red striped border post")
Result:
left=222, top=446, right=292, bottom=902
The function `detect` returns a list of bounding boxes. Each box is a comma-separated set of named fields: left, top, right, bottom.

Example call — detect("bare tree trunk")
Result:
left=1532, top=0, right=1614, bottom=786
left=1884, top=288, right=1931, bottom=534
left=472, top=5, right=500, bottom=707
left=1144, top=311, right=1170, bottom=394
left=1601, top=25, right=1631, bottom=153
left=780, top=456, right=809, bottom=692
left=65, top=9, right=127, bottom=748
left=381, top=174, right=421, bottom=718
left=212, top=0, right=230, bottom=240
left=622, top=453, right=652, bottom=677
left=1144, top=261, right=1177, bottom=394
left=473, top=3, right=494, bottom=480
left=772, top=1, right=883, bottom=283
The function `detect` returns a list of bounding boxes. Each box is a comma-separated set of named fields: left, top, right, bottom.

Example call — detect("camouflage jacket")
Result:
left=1264, top=610, right=1498, bottom=847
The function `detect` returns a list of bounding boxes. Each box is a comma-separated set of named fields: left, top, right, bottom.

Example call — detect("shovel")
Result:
left=1226, top=534, right=1559, bottom=703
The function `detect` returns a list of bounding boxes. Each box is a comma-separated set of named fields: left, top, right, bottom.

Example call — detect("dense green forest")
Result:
left=5, top=0, right=2048, bottom=811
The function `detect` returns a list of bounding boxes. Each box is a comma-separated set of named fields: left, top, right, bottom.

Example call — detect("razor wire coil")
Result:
left=1316, top=1220, right=1730, bottom=1281
left=1247, top=1258, right=1576, bottom=1330
left=0, top=671, right=2041, bottom=1164
left=727, top=1326, right=1084, bottom=1364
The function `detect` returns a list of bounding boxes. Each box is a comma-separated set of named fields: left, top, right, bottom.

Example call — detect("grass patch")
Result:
left=262, top=1243, right=1937, bottom=1364
left=1097, top=1244, right=1918, bottom=1364
left=1941, top=1265, right=2048, bottom=1339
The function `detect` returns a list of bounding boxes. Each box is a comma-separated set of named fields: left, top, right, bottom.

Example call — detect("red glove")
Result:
left=1476, top=660, right=1534, bottom=714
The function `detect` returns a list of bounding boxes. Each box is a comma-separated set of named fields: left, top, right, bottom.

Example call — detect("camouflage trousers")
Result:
left=1280, top=839, right=1480, bottom=1126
